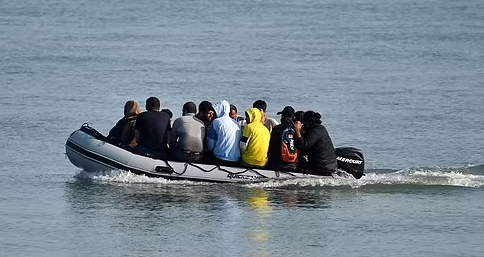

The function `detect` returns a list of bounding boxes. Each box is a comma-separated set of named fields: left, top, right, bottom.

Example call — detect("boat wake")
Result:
left=74, top=165, right=484, bottom=188
left=248, top=166, right=484, bottom=189
left=74, top=169, right=208, bottom=185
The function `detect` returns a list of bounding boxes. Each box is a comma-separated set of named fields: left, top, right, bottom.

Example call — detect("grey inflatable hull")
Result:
left=65, top=127, right=323, bottom=183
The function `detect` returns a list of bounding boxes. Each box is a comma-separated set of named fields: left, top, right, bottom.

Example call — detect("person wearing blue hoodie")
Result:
left=207, top=100, right=242, bottom=165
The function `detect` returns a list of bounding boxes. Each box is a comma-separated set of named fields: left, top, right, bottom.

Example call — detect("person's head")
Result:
left=212, top=100, right=230, bottom=119
left=245, top=108, right=262, bottom=124
left=302, top=111, right=322, bottom=129
left=277, top=106, right=295, bottom=121
left=124, top=100, right=141, bottom=118
left=229, top=104, right=238, bottom=120
left=145, top=96, right=161, bottom=111
left=253, top=100, right=267, bottom=122
left=197, top=101, right=214, bottom=122
left=161, top=109, right=173, bottom=119
left=294, top=111, right=305, bottom=123
left=182, top=102, right=197, bottom=116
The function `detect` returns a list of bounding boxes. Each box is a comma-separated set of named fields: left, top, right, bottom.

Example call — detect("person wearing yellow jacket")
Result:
left=240, top=108, right=270, bottom=168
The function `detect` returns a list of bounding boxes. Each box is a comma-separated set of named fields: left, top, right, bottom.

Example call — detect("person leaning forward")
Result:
left=135, top=96, right=171, bottom=159
left=240, top=108, right=270, bottom=168
left=267, top=106, right=299, bottom=171
left=253, top=100, right=279, bottom=133
left=108, top=100, right=141, bottom=148
left=170, top=102, right=205, bottom=163
left=294, top=111, right=337, bottom=175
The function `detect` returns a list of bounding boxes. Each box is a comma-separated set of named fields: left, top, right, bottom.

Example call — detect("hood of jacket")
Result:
left=245, top=108, right=262, bottom=124
left=212, top=100, right=230, bottom=118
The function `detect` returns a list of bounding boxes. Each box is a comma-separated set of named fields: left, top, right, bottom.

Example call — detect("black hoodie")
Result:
left=295, top=124, right=337, bottom=174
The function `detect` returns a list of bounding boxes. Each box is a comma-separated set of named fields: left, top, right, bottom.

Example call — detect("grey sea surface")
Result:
left=1, top=0, right=483, bottom=256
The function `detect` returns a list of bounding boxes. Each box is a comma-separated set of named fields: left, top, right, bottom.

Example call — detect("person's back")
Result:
left=294, top=111, right=337, bottom=175
left=267, top=106, right=298, bottom=170
left=240, top=108, right=270, bottom=167
left=135, top=97, right=171, bottom=155
left=207, top=100, right=241, bottom=163
left=264, top=117, right=279, bottom=133
left=108, top=100, right=141, bottom=147
left=171, top=102, right=205, bottom=162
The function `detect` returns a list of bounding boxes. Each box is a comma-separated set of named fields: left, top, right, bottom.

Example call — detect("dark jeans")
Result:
left=298, top=159, right=334, bottom=176
left=208, top=154, right=239, bottom=167
left=240, top=159, right=266, bottom=169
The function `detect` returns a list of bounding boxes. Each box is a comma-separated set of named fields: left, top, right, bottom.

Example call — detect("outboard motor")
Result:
left=335, top=147, right=365, bottom=179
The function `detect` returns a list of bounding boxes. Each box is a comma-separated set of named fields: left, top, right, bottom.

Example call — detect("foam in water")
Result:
left=74, top=169, right=208, bottom=185
left=74, top=166, right=484, bottom=188
left=247, top=166, right=484, bottom=189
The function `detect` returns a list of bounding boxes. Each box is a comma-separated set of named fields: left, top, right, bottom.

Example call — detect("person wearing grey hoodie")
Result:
left=207, top=100, right=242, bottom=164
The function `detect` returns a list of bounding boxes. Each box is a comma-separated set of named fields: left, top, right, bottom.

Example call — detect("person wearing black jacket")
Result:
left=135, top=97, right=171, bottom=159
left=294, top=111, right=337, bottom=175
left=267, top=106, right=298, bottom=170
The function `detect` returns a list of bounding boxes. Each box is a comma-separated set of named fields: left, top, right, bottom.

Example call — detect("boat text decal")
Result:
left=227, top=173, right=264, bottom=180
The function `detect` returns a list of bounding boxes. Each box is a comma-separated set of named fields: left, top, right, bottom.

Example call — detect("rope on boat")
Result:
left=166, top=162, right=273, bottom=179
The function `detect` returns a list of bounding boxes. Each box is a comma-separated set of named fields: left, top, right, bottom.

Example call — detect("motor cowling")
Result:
left=335, top=147, right=365, bottom=179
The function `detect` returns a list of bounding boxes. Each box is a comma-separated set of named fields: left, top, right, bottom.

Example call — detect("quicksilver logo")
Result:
left=337, top=156, right=363, bottom=165
left=227, top=173, right=262, bottom=180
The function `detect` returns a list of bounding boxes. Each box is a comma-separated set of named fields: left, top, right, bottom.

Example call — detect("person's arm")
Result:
left=165, top=117, right=177, bottom=149
left=134, top=115, right=142, bottom=144
left=207, top=124, right=217, bottom=152
left=127, top=120, right=138, bottom=147
left=170, top=120, right=178, bottom=149
left=295, top=129, right=317, bottom=151
left=108, top=122, right=118, bottom=139
left=239, top=126, right=251, bottom=153
left=135, top=130, right=140, bottom=143
left=267, top=130, right=275, bottom=156
left=294, top=121, right=303, bottom=138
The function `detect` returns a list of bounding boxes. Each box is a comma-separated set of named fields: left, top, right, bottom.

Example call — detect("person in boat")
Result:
left=196, top=101, right=215, bottom=128
left=108, top=100, right=141, bottom=147
left=294, top=110, right=305, bottom=125
left=207, top=100, right=241, bottom=165
left=253, top=100, right=279, bottom=133
left=267, top=106, right=299, bottom=170
left=134, top=96, right=171, bottom=159
left=294, top=111, right=337, bottom=175
left=239, top=108, right=270, bottom=168
left=196, top=101, right=215, bottom=161
left=293, top=110, right=308, bottom=162
left=229, top=104, right=238, bottom=121
left=230, top=103, right=247, bottom=129
left=170, top=102, right=205, bottom=163
left=161, top=108, right=173, bottom=121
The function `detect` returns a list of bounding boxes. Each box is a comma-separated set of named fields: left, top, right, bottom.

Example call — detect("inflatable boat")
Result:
left=65, top=124, right=365, bottom=183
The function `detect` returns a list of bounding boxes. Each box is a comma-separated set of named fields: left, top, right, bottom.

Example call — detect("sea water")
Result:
left=1, top=0, right=483, bottom=256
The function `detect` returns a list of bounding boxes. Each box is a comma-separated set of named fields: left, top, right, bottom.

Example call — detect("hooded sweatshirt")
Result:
left=240, top=108, right=270, bottom=167
left=207, top=100, right=241, bottom=162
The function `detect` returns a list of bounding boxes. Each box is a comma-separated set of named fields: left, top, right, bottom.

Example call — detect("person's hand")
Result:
left=295, top=121, right=303, bottom=132
left=207, top=111, right=215, bottom=121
